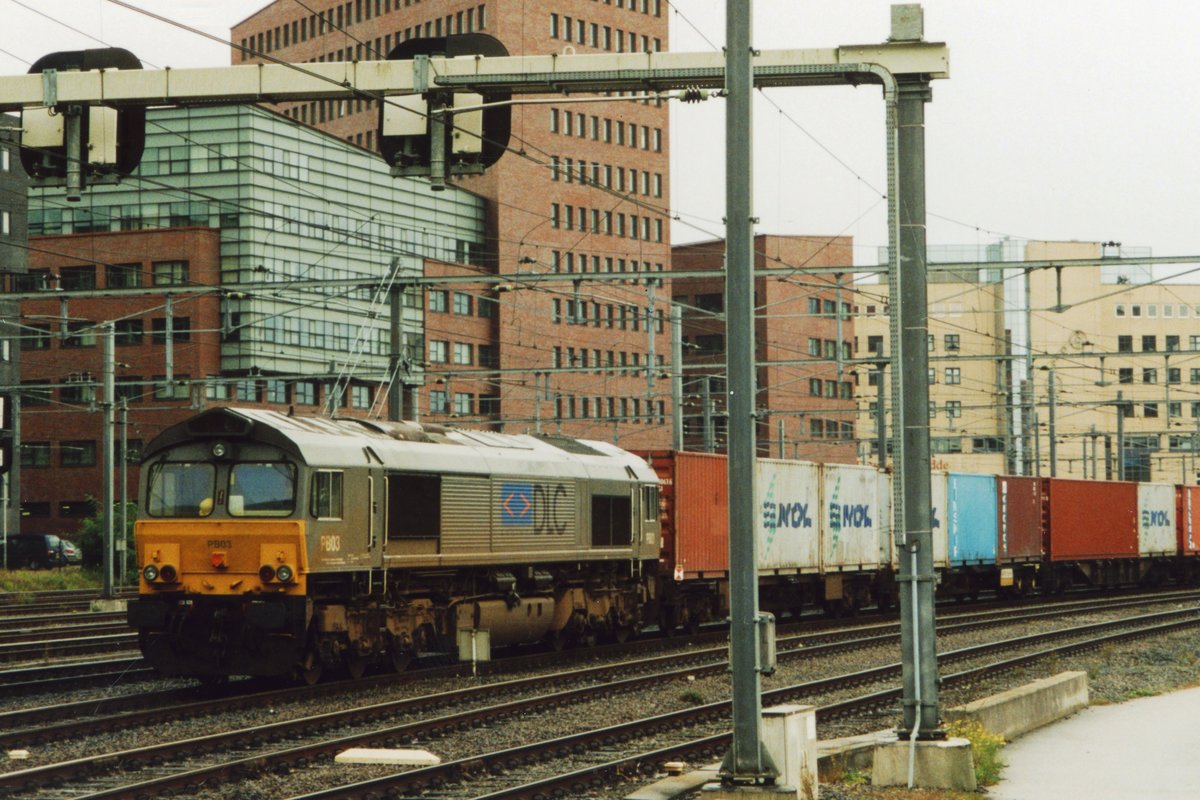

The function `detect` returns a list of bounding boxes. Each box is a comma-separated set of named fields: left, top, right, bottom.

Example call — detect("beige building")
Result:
left=856, top=240, right=1200, bottom=483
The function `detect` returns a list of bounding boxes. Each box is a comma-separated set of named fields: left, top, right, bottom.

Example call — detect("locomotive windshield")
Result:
left=228, top=463, right=296, bottom=517
left=147, top=463, right=217, bottom=517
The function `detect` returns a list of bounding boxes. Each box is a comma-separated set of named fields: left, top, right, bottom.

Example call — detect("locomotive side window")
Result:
left=642, top=485, right=659, bottom=521
left=387, top=473, right=441, bottom=538
left=311, top=470, right=344, bottom=519
left=592, top=495, right=632, bottom=547
left=147, top=462, right=216, bottom=517
left=228, top=463, right=296, bottom=517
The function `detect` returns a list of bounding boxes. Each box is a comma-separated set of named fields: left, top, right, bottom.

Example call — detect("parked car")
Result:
left=61, top=539, right=82, bottom=565
left=5, top=534, right=66, bottom=570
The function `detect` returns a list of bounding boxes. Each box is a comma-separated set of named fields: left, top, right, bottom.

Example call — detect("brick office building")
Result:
left=17, top=229, right=223, bottom=535
left=232, top=0, right=674, bottom=448
left=672, top=235, right=858, bottom=463
left=0, top=117, right=28, bottom=540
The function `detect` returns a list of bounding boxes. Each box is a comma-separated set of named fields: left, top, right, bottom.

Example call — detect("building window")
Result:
left=63, top=321, right=97, bottom=348
left=107, top=262, right=141, bottom=288
left=452, top=342, right=473, bottom=365
left=429, top=390, right=448, bottom=413
left=429, top=290, right=447, bottom=312
left=1120, top=368, right=1134, bottom=384
left=294, top=381, right=317, bottom=405
left=1118, top=335, right=1133, bottom=353
left=151, top=317, right=191, bottom=344
left=1167, top=335, right=1181, bottom=352
left=944, top=367, right=961, bottom=385
left=152, top=260, right=189, bottom=286
left=21, top=324, right=51, bottom=351
left=60, top=266, right=96, bottom=291
left=20, top=442, right=50, bottom=468
left=236, top=380, right=260, bottom=402
left=266, top=380, right=289, bottom=404
left=944, top=334, right=960, bottom=351
left=931, top=437, right=963, bottom=454
left=1168, top=368, right=1181, bottom=385
left=1142, top=335, right=1157, bottom=352
left=114, top=320, right=144, bottom=346
left=1143, top=368, right=1157, bottom=384
left=453, top=392, right=473, bottom=415
left=429, top=340, right=448, bottom=363
left=61, top=440, right=97, bottom=467
left=452, top=292, right=473, bottom=315
left=351, top=385, right=371, bottom=409
left=1144, top=403, right=1159, bottom=418
left=946, top=400, right=962, bottom=419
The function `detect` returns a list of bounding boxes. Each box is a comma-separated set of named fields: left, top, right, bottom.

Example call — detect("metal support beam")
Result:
left=101, top=323, right=115, bottom=599
left=670, top=305, right=683, bottom=451
left=893, top=62, right=940, bottom=742
left=719, top=0, right=776, bottom=785
left=0, top=47, right=948, bottom=111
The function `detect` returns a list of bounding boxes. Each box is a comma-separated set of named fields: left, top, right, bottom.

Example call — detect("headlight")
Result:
left=142, top=564, right=159, bottom=582
left=258, top=564, right=276, bottom=583
left=275, top=564, right=295, bottom=583
left=211, top=442, right=227, bottom=458
left=159, top=564, right=178, bottom=583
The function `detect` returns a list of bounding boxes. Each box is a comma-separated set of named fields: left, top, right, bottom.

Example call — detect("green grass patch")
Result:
left=0, top=568, right=103, bottom=594
left=946, top=718, right=1006, bottom=786
left=679, top=689, right=705, bottom=705
left=1126, top=687, right=1159, bottom=699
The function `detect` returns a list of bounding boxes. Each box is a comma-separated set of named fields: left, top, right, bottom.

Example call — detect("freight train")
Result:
left=127, top=407, right=1200, bottom=682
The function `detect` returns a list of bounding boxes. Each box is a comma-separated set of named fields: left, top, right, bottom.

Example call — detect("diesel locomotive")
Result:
left=127, top=407, right=662, bottom=682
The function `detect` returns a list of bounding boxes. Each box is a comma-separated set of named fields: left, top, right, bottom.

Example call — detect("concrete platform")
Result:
left=944, top=670, right=1088, bottom=741
left=871, top=737, right=975, bottom=791
left=991, top=685, right=1200, bottom=800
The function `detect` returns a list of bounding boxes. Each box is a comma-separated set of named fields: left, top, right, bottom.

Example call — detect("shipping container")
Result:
left=1045, top=478, right=1137, bottom=561
left=641, top=450, right=729, bottom=579
left=947, top=472, right=998, bottom=565
left=929, top=470, right=949, bottom=569
left=756, top=459, right=821, bottom=573
left=1177, top=485, right=1200, bottom=557
left=1137, top=483, right=1177, bottom=557
left=822, top=463, right=885, bottom=571
left=877, top=470, right=893, bottom=566
left=996, top=475, right=1043, bottom=562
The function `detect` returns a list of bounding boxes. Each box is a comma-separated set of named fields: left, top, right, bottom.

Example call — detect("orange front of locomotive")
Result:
left=130, top=518, right=311, bottom=679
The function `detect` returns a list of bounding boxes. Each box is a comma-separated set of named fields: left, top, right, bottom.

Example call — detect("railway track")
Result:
left=1, top=592, right=1194, bottom=799
left=288, top=608, right=1200, bottom=800
left=0, top=588, right=136, bottom=618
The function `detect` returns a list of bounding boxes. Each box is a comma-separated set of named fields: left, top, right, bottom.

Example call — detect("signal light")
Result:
left=258, top=564, right=276, bottom=583
left=275, top=564, right=295, bottom=583
left=142, top=564, right=159, bottom=582
left=158, top=564, right=178, bottom=583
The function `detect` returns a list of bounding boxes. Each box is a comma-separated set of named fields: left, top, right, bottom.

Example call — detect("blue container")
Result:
left=947, top=473, right=999, bottom=565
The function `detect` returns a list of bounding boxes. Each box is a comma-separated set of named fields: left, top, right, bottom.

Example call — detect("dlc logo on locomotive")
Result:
left=500, top=483, right=534, bottom=525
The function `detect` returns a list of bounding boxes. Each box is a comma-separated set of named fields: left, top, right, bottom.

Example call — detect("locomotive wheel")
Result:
left=296, top=648, right=323, bottom=686
left=345, top=653, right=368, bottom=680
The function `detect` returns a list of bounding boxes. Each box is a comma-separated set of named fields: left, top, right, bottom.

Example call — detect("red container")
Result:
left=1045, top=478, right=1137, bottom=561
left=1176, top=486, right=1200, bottom=556
left=996, top=475, right=1043, bottom=562
left=638, top=450, right=729, bottom=578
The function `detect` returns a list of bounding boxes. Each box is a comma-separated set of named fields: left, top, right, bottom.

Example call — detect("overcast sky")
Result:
left=2, top=1, right=1197, bottom=265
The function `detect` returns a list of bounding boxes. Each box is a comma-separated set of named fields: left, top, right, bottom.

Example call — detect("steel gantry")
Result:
left=0, top=10, right=948, bottom=789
